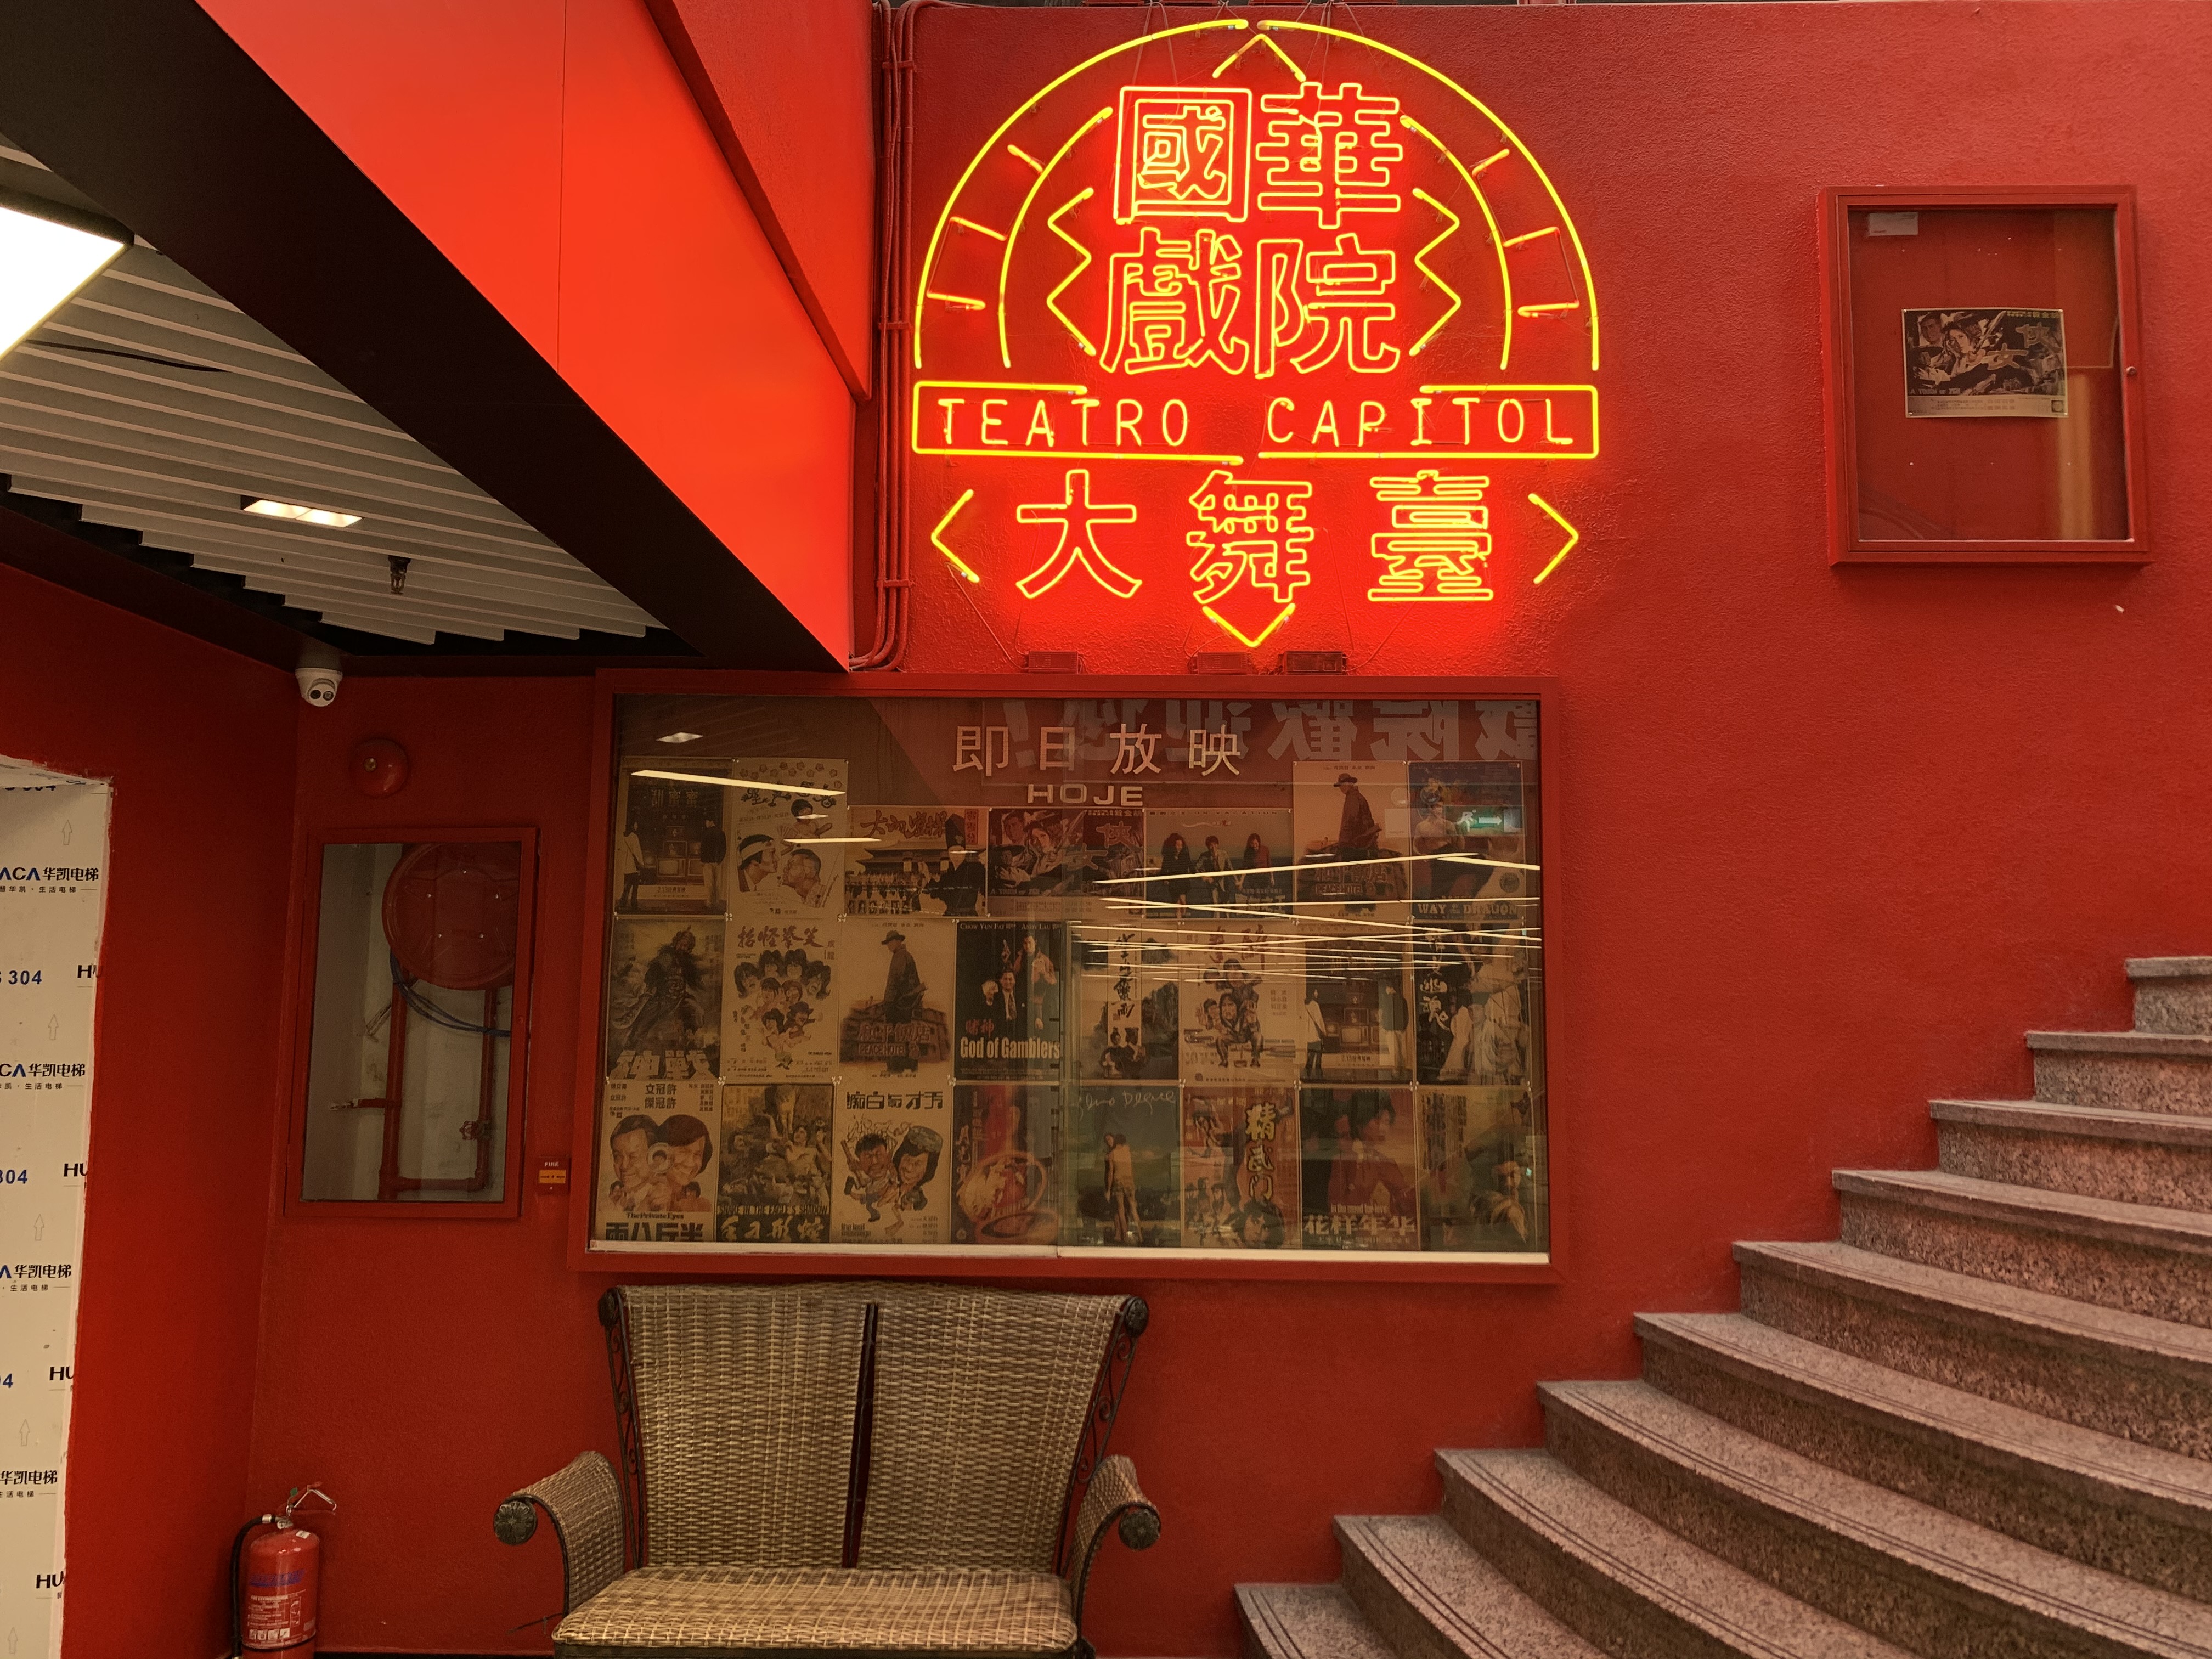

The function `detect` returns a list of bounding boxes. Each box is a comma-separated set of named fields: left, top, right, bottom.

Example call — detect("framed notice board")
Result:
left=1819, top=187, right=2151, bottom=565
left=569, top=673, right=1562, bottom=1283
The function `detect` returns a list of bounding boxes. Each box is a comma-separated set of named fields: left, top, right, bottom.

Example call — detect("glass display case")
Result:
left=1820, top=188, right=2150, bottom=563
left=585, top=690, right=1549, bottom=1262
left=289, top=829, right=536, bottom=1215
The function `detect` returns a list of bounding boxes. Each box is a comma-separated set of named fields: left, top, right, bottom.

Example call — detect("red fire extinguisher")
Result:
left=229, top=1485, right=336, bottom=1659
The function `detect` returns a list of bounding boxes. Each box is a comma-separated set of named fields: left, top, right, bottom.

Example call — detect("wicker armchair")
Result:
left=495, top=1284, right=1158, bottom=1658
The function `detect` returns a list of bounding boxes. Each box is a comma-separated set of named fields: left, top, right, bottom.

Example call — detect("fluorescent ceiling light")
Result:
left=656, top=732, right=703, bottom=745
left=242, top=496, right=362, bottom=529
left=630, top=769, right=844, bottom=799
left=0, top=194, right=127, bottom=361
left=1093, top=849, right=1540, bottom=887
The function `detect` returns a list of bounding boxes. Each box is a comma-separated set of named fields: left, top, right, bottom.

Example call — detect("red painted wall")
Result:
left=242, top=679, right=613, bottom=1653
left=648, top=0, right=879, bottom=394
left=38, top=4, right=2212, bottom=1657
left=0, top=560, right=298, bottom=1659
left=194, top=0, right=860, bottom=662
left=886, top=9, right=2212, bottom=1654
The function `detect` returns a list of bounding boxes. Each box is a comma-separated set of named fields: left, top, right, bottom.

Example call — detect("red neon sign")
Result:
left=910, top=20, right=1598, bottom=652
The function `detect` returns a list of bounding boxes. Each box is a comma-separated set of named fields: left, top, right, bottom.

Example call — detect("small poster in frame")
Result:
left=1903, top=307, right=2068, bottom=418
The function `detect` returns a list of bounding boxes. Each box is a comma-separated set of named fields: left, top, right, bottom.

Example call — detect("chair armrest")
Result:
left=493, top=1451, right=626, bottom=1613
left=1067, top=1455, right=1159, bottom=1630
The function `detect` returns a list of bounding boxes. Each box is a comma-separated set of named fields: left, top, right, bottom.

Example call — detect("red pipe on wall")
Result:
left=852, top=0, right=937, bottom=671
left=845, top=3, right=916, bottom=676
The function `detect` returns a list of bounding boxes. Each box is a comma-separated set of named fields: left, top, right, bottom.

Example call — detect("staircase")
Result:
left=1239, top=956, right=2212, bottom=1659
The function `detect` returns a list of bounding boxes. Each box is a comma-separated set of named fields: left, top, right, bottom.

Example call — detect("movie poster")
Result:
left=1293, top=761, right=1412, bottom=909
left=1066, top=1085, right=1181, bottom=1248
left=1074, top=929, right=1177, bottom=1080
left=1904, top=307, right=2068, bottom=418
left=1182, top=1086, right=1299, bottom=1249
left=1418, top=1085, right=1537, bottom=1252
left=726, top=758, right=849, bottom=917
left=596, top=1077, right=718, bottom=1243
left=836, top=919, right=955, bottom=1079
left=604, top=918, right=723, bottom=1079
left=1302, top=938, right=1413, bottom=1084
left=717, top=1082, right=833, bottom=1245
left=831, top=1083, right=953, bottom=1244
left=1407, top=763, right=1532, bottom=922
left=1413, top=933, right=1533, bottom=1087
left=1172, top=924, right=1300, bottom=1082
left=953, top=921, right=1068, bottom=1079
left=613, top=760, right=730, bottom=914
left=1299, top=1087, right=1418, bottom=1250
left=986, top=807, right=1144, bottom=912
left=952, top=1084, right=1062, bottom=1244
left=1143, top=809, right=1293, bottom=918
left=847, top=806, right=988, bottom=918
left=721, top=921, right=836, bottom=1081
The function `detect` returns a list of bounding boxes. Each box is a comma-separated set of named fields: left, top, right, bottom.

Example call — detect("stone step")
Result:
left=1834, top=1167, right=2212, bottom=1328
left=1239, top=1583, right=1400, bottom=1659
left=1932, top=1099, right=2212, bottom=1212
left=2028, top=1030, right=2212, bottom=1116
left=1634, top=1311, right=2212, bottom=1603
left=2130, top=957, right=2212, bottom=1038
left=1538, top=1379, right=2212, bottom=1659
left=1733, top=1239, right=2212, bottom=1462
left=1334, top=1514, right=1606, bottom=1659
left=1436, top=1448, right=1914, bottom=1659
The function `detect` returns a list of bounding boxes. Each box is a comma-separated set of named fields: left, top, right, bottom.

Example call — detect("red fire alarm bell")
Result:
left=349, top=737, right=410, bottom=797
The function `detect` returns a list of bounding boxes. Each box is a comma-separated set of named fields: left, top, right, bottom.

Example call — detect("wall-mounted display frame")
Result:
left=1819, top=187, right=2151, bottom=565
left=280, top=825, right=538, bottom=1220
left=569, top=673, right=1564, bottom=1283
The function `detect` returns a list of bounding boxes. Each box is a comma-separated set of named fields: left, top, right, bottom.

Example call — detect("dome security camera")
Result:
left=295, top=643, right=343, bottom=708
left=296, top=665, right=342, bottom=707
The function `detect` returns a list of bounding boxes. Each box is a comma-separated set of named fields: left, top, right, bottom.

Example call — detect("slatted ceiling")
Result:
left=57, top=521, right=641, bottom=637
left=162, top=545, right=601, bottom=634
left=0, top=492, right=639, bottom=636
left=144, top=530, right=644, bottom=628
left=0, top=421, right=612, bottom=582
left=0, top=379, right=569, bottom=549
left=144, top=539, right=643, bottom=636
left=3, top=336, right=432, bottom=465
left=0, top=133, right=664, bottom=645
left=0, top=348, right=521, bottom=519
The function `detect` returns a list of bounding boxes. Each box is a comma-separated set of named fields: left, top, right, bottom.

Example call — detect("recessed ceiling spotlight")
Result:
left=241, top=496, right=361, bottom=529
left=656, top=731, right=703, bottom=745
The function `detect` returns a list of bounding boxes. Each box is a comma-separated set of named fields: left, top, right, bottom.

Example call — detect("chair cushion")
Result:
left=552, top=1566, right=1078, bottom=1658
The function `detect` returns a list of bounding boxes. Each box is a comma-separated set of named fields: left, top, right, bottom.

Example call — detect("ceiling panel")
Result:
left=0, top=133, right=663, bottom=646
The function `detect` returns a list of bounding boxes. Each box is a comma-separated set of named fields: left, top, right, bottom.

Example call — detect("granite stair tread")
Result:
left=1731, top=1240, right=2212, bottom=1372
left=1438, top=1448, right=1916, bottom=1659
left=1832, top=1166, right=2212, bottom=1254
left=1238, top=1583, right=1400, bottom=1659
left=2130, top=959, right=2212, bottom=980
left=1633, top=1311, right=2212, bottom=1530
left=1540, top=1378, right=2212, bottom=1656
left=1930, top=1098, right=2212, bottom=1144
left=1335, top=1513, right=1607, bottom=1659
left=2028, top=1030, right=2212, bottom=1058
